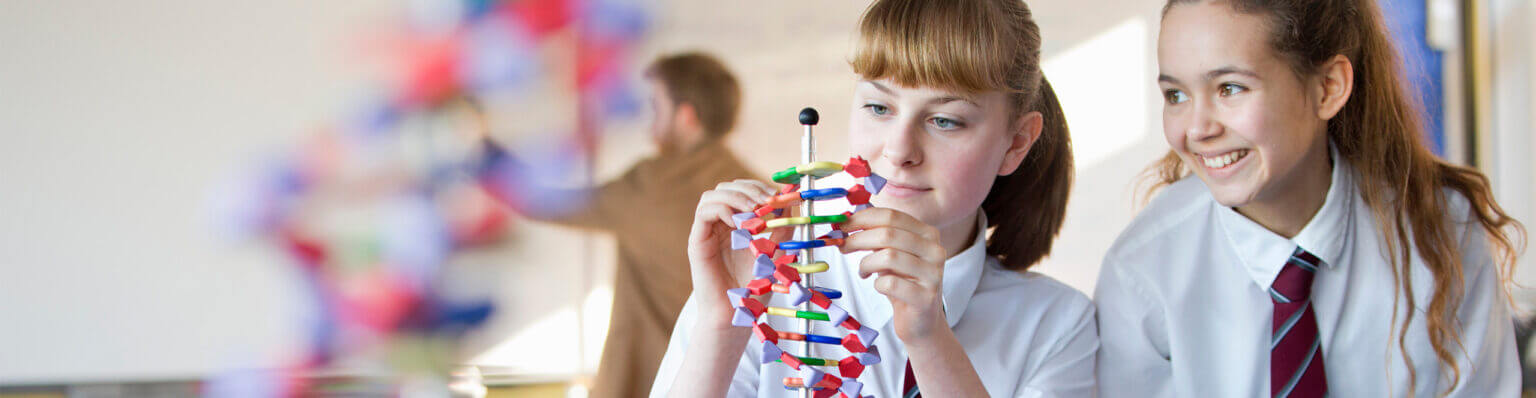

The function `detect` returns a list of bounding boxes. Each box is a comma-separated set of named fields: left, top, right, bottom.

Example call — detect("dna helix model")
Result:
left=724, top=108, right=888, bottom=398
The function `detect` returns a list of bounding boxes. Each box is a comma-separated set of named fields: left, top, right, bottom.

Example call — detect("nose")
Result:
left=881, top=116, right=923, bottom=168
left=1185, top=99, right=1222, bottom=143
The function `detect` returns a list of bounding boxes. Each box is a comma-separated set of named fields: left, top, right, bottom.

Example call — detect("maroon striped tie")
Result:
left=1269, top=247, right=1327, bottom=397
left=902, top=359, right=920, bottom=398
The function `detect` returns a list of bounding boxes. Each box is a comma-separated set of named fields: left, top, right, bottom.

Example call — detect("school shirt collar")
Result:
left=1216, top=143, right=1353, bottom=292
left=857, top=212, right=990, bottom=331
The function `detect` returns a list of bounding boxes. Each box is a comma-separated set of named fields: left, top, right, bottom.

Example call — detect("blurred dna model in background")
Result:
left=207, top=0, right=646, bottom=395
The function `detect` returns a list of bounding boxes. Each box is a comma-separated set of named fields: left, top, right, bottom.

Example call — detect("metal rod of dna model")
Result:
left=798, top=107, right=817, bottom=398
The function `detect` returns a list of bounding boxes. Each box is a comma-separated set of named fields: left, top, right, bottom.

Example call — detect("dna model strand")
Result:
left=725, top=108, right=888, bottom=398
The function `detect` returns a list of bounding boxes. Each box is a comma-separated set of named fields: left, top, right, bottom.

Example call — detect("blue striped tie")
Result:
left=1270, top=247, right=1327, bottom=397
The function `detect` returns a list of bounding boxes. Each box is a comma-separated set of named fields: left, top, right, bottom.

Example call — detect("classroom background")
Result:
left=1, top=0, right=1534, bottom=397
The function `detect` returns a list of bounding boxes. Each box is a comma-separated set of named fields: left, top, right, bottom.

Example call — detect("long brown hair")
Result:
left=1153, top=0, right=1524, bottom=393
left=850, top=0, right=1073, bottom=271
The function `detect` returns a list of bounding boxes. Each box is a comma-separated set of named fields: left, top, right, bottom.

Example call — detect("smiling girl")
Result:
left=1095, top=0, right=1524, bottom=396
left=647, top=0, right=1097, bottom=396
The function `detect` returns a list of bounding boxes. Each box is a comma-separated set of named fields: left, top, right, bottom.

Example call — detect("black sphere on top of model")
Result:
left=799, top=107, right=819, bottom=126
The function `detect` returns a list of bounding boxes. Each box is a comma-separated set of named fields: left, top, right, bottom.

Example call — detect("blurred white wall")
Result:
left=1484, top=0, right=1536, bottom=310
left=0, top=0, right=392, bottom=384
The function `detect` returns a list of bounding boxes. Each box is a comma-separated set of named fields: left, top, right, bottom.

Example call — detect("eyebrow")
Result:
left=1158, top=66, right=1261, bottom=84
left=863, top=80, right=981, bottom=107
left=864, top=80, right=896, bottom=96
left=1207, top=66, right=1260, bottom=80
left=933, top=95, right=978, bottom=107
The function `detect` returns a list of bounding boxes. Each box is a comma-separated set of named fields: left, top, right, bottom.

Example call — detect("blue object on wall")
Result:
left=1382, top=0, right=1446, bottom=156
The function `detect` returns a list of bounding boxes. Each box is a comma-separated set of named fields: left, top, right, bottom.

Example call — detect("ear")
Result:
left=998, top=111, right=1043, bottom=176
left=1315, top=54, right=1354, bottom=120
left=673, top=102, right=702, bottom=132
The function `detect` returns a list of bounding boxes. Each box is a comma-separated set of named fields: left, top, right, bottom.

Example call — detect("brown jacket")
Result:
left=521, top=140, right=759, bottom=397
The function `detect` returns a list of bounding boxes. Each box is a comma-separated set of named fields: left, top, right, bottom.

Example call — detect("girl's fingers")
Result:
left=706, top=205, right=739, bottom=234
left=839, top=225, right=945, bottom=265
left=702, top=179, right=789, bottom=228
left=687, top=202, right=737, bottom=251
left=714, top=185, right=769, bottom=204
left=856, top=248, right=941, bottom=286
left=713, top=179, right=777, bottom=204
left=872, top=272, right=935, bottom=307
left=687, top=206, right=713, bottom=247
left=744, top=179, right=780, bottom=201
left=841, top=208, right=940, bottom=241
left=690, top=189, right=752, bottom=246
left=697, top=190, right=761, bottom=219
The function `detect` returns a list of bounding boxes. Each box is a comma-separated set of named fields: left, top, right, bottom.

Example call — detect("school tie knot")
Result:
left=1270, top=247, right=1320, bottom=303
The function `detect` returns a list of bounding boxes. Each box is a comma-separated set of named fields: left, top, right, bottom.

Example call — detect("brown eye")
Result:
left=1164, top=89, right=1189, bottom=105
left=1219, top=83, right=1247, bottom=97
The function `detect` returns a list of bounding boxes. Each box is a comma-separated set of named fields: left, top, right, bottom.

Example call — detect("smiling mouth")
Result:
left=1197, top=149, right=1249, bottom=169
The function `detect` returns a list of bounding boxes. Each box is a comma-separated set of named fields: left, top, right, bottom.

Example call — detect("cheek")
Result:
left=1223, top=101, right=1284, bottom=155
left=1162, top=109, right=1188, bottom=152
left=847, top=117, right=881, bottom=159
left=939, top=143, right=1003, bottom=199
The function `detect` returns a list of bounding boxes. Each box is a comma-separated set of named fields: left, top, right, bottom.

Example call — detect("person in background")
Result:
left=479, top=52, right=761, bottom=397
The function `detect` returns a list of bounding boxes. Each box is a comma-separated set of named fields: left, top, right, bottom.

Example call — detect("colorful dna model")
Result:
left=725, top=108, right=887, bottom=397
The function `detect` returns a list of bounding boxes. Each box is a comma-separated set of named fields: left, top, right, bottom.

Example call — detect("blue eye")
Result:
left=1164, top=89, right=1188, bottom=105
left=1219, top=83, right=1247, bottom=97
left=931, top=117, right=961, bottom=130
left=864, top=104, right=890, bottom=115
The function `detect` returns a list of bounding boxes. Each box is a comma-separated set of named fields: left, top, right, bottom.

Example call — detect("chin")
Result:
left=870, top=196, right=908, bottom=212
left=870, top=197, right=926, bottom=220
left=1205, top=183, right=1259, bottom=208
left=1189, top=157, right=1264, bottom=209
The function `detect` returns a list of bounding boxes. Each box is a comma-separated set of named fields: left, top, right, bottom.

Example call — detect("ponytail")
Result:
left=983, top=76, right=1074, bottom=271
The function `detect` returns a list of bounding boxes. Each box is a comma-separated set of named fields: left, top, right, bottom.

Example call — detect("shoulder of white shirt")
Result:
left=971, top=257, right=1095, bottom=317
left=1100, top=175, right=1212, bottom=267
left=1435, top=181, right=1493, bottom=269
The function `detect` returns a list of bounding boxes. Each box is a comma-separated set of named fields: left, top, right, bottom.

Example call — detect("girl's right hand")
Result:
left=686, top=179, right=793, bottom=328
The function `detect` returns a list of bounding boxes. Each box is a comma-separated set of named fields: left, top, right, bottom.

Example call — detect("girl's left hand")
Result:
left=839, top=207, right=948, bottom=342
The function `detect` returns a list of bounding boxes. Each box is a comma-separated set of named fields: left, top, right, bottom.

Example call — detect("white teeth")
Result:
left=1200, top=150, right=1246, bottom=169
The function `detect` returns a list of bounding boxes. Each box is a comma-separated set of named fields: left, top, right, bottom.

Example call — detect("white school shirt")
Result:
left=1094, top=150, right=1519, bottom=397
left=650, top=214, right=1099, bottom=397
